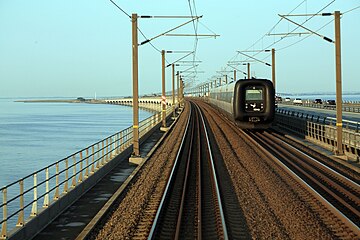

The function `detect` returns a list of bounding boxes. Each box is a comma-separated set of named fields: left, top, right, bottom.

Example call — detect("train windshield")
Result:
left=245, top=89, right=263, bottom=101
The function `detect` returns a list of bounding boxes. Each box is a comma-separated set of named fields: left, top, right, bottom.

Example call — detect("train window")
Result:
left=245, top=89, right=263, bottom=101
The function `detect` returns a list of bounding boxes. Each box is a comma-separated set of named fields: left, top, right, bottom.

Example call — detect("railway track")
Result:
left=245, top=129, right=360, bottom=233
left=148, top=101, right=228, bottom=239
left=84, top=99, right=359, bottom=239
left=87, top=101, right=244, bottom=239
left=196, top=99, right=360, bottom=239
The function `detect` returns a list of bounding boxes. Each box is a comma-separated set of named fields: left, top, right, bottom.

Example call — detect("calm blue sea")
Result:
left=0, top=98, right=152, bottom=188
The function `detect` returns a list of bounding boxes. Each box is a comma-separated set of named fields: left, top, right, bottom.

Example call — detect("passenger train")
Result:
left=208, top=78, right=275, bottom=129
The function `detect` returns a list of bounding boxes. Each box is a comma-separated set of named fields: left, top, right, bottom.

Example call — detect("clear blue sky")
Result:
left=0, top=0, right=359, bottom=98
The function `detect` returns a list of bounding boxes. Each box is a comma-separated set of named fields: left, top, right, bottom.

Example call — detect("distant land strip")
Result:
left=15, top=98, right=105, bottom=104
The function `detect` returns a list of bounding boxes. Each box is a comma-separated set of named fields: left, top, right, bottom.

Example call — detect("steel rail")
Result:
left=174, top=107, right=195, bottom=239
left=197, top=110, right=202, bottom=240
left=195, top=103, right=229, bottom=239
left=148, top=102, right=229, bottom=239
left=268, top=132, right=359, bottom=186
left=253, top=132, right=360, bottom=222
left=74, top=107, right=177, bottom=240
left=147, top=105, right=192, bottom=239
left=243, top=130, right=360, bottom=234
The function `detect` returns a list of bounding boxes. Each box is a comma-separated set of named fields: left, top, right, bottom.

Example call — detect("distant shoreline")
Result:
left=15, top=98, right=106, bottom=104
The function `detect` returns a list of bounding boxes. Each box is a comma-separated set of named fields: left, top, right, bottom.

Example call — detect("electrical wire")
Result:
left=277, top=18, right=334, bottom=51
left=245, top=0, right=308, bottom=52
left=108, top=0, right=164, bottom=56
left=238, top=0, right=336, bottom=64
left=109, top=0, right=131, bottom=18
left=261, top=0, right=336, bottom=51
left=238, top=1, right=360, bottom=73
left=277, top=4, right=359, bottom=52
left=137, top=28, right=162, bottom=53
left=217, top=0, right=338, bottom=81
left=217, top=0, right=309, bottom=75
left=188, top=0, right=199, bottom=75
left=198, top=21, right=218, bottom=35
left=343, top=5, right=360, bottom=14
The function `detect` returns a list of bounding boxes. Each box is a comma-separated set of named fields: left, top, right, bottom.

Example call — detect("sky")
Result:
left=0, top=0, right=359, bottom=98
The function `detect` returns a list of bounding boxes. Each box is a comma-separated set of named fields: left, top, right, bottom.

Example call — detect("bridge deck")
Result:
left=32, top=117, right=173, bottom=240
left=4, top=100, right=359, bottom=240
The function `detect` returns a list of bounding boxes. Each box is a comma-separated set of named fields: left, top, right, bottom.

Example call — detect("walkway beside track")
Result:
left=32, top=116, right=176, bottom=240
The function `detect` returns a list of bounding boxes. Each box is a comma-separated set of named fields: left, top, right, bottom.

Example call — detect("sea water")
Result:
left=0, top=98, right=152, bottom=188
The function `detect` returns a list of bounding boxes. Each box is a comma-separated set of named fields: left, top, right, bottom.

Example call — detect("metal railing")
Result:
left=275, top=109, right=360, bottom=160
left=0, top=106, right=173, bottom=239
left=279, top=100, right=360, bottom=113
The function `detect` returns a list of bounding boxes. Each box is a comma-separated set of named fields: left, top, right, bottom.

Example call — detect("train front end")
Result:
left=233, top=79, right=275, bottom=129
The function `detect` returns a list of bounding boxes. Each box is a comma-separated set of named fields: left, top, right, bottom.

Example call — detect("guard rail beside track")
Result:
left=0, top=107, right=173, bottom=240
left=280, top=100, right=360, bottom=113
left=275, top=109, right=360, bottom=161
